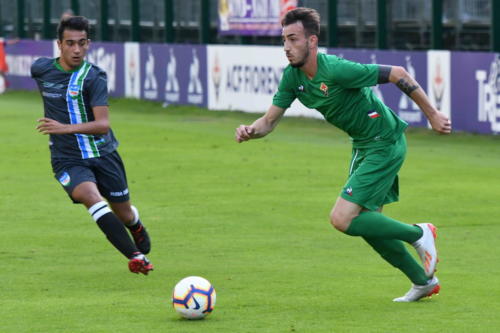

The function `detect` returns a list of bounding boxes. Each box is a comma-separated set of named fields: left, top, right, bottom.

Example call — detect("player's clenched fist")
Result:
left=235, top=125, right=255, bottom=143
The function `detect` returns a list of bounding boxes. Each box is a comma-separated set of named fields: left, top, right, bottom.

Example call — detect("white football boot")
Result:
left=393, top=276, right=440, bottom=302
left=412, top=223, right=438, bottom=277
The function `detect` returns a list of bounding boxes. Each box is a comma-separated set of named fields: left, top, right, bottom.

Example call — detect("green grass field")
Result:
left=2, top=90, right=500, bottom=332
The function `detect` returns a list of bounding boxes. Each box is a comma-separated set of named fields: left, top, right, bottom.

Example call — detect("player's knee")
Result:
left=72, top=190, right=102, bottom=207
left=329, top=210, right=351, bottom=232
left=114, top=208, right=134, bottom=224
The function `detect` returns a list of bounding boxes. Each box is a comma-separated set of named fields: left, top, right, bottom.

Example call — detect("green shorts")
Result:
left=340, top=134, right=407, bottom=211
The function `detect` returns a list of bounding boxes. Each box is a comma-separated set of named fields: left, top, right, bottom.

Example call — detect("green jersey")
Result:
left=273, top=53, right=408, bottom=148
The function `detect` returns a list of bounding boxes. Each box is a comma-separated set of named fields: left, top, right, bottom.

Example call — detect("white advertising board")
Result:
left=427, top=50, right=451, bottom=122
left=207, top=44, right=325, bottom=119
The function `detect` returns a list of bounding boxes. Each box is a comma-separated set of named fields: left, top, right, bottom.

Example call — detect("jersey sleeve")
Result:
left=30, top=62, right=38, bottom=79
left=87, top=69, right=109, bottom=107
left=30, top=57, right=46, bottom=79
left=331, top=59, right=379, bottom=89
left=272, top=67, right=296, bottom=109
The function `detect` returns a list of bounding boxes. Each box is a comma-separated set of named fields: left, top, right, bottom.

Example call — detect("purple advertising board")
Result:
left=5, top=40, right=54, bottom=91
left=451, top=52, right=499, bottom=134
left=87, top=42, right=125, bottom=97
left=6, top=39, right=500, bottom=135
left=140, top=43, right=207, bottom=107
left=218, top=0, right=283, bottom=36
left=328, top=48, right=428, bottom=128
left=5, top=40, right=124, bottom=97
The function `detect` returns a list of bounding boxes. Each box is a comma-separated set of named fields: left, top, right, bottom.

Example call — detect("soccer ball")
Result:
left=172, top=276, right=216, bottom=319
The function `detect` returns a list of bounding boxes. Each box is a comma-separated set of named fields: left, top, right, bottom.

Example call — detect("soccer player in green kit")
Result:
left=235, top=8, right=451, bottom=302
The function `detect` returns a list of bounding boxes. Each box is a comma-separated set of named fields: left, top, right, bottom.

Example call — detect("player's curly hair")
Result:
left=281, top=7, right=320, bottom=37
left=57, top=16, right=90, bottom=41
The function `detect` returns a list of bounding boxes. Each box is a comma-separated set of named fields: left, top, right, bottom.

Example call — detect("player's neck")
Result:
left=300, top=51, right=318, bottom=80
left=57, top=57, right=84, bottom=72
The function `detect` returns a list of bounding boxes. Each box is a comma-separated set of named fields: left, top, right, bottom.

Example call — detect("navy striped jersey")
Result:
left=31, top=57, right=118, bottom=159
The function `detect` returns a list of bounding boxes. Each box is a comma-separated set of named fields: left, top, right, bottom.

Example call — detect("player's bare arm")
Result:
left=235, top=105, right=286, bottom=143
left=37, top=106, right=110, bottom=135
left=379, top=65, right=452, bottom=134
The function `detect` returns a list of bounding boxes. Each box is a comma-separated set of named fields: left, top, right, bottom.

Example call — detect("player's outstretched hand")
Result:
left=235, top=125, right=255, bottom=143
left=36, top=117, right=68, bottom=135
left=429, top=111, right=451, bottom=134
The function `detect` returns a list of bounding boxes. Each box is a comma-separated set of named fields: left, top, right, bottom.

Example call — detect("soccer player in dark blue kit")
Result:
left=31, top=16, right=153, bottom=275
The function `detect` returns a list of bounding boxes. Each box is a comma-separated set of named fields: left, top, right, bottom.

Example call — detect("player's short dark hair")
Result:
left=281, top=7, right=320, bottom=37
left=57, top=16, right=90, bottom=41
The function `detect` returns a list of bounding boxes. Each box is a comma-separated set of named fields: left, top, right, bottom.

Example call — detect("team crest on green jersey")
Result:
left=320, top=82, right=328, bottom=96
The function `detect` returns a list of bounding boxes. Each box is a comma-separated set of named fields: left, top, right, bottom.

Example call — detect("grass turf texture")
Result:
left=1, top=90, right=500, bottom=332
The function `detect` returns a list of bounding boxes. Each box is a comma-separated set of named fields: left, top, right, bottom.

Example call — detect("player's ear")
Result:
left=309, top=34, right=318, bottom=48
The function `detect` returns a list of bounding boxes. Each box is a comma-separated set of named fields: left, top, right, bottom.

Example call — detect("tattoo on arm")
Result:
left=377, top=65, right=392, bottom=84
left=396, top=78, right=419, bottom=96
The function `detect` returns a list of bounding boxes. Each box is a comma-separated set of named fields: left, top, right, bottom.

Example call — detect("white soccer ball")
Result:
left=172, top=276, right=216, bottom=320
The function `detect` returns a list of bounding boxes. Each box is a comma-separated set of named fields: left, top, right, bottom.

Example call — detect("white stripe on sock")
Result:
left=88, top=201, right=107, bottom=215
left=88, top=201, right=112, bottom=221
left=131, top=205, right=140, bottom=224
left=92, top=207, right=112, bottom=221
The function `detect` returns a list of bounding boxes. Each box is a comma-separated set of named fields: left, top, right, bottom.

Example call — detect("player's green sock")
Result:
left=346, top=211, right=422, bottom=243
left=363, top=237, right=429, bottom=285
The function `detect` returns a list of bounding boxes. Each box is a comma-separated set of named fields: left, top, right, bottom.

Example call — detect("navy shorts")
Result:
left=51, top=151, right=130, bottom=203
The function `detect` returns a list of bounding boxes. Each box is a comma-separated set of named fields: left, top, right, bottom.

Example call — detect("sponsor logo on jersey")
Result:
left=68, top=84, right=80, bottom=99
left=42, top=91, right=62, bottom=98
left=367, top=110, right=380, bottom=118
left=58, top=172, right=71, bottom=186
left=43, top=81, right=65, bottom=89
left=320, top=82, right=328, bottom=96
left=297, top=85, right=304, bottom=92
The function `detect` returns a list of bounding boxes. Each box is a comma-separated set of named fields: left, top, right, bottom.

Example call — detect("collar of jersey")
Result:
left=53, top=58, right=86, bottom=73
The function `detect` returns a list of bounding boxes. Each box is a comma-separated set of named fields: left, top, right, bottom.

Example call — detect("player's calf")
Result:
left=89, top=201, right=139, bottom=258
